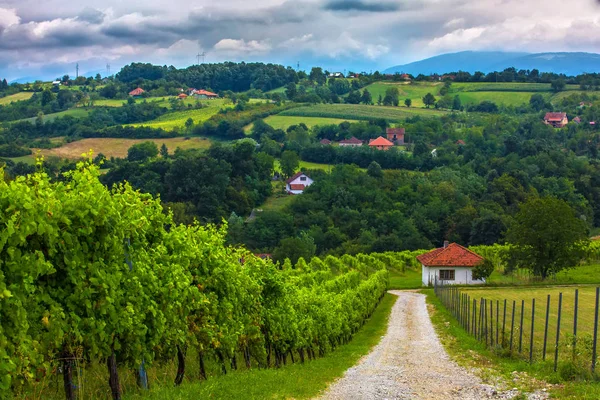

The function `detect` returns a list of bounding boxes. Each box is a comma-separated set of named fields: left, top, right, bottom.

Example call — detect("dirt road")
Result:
left=320, top=291, right=520, bottom=400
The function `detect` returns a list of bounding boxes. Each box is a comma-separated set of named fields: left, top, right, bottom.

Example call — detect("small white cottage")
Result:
left=417, top=241, right=485, bottom=286
left=286, top=172, right=313, bottom=195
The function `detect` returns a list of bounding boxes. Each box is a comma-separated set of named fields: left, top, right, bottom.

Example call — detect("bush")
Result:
left=0, top=143, right=32, bottom=157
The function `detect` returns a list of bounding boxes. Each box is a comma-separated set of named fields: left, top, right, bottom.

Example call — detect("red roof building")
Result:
left=544, top=112, right=568, bottom=128
left=192, top=89, right=219, bottom=98
left=418, top=242, right=485, bottom=285
left=456, top=140, right=466, bottom=145
left=320, top=139, right=332, bottom=145
left=129, top=88, right=145, bottom=97
left=338, top=137, right=363, bottom=147
left=368, top=136, right=394, bottom=151
left=286, top=172, right=313, bottom=194
left=177, top=93, right=188, bottom=99
left=386, top=128, right=405, bottom=144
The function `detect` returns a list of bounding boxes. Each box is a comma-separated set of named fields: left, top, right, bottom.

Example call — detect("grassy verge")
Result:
left=389, top=267, right=422, bottom=290
left=126, top=293, right=397, bottom=400
left=424, top=289, right=600, bottom=399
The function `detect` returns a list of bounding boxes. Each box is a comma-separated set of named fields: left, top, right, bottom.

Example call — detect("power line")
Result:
left=196, top=52, right=206, bottom=65
left=76, top=63, right=79, bottom=79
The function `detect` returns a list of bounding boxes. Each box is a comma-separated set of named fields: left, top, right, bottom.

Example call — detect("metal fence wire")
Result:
left=434, top=281, right=600, bottom=374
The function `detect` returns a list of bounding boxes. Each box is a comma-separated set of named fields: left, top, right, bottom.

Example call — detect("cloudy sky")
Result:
left=0, top=0, right=599, bottom=81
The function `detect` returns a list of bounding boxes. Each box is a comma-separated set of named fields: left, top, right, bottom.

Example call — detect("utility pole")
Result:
left=76, top=63, right=79, bottom=79
left=196, top=52, right=206, bottom=65
left=106, top=64, right=111, bottom=76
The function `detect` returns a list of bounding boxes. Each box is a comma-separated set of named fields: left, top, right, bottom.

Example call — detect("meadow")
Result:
left=251, top=115, right=359, bottom=131
left=364, top=82, right=442, bottom=108
left=127, top=101, right=231, bottom=130
left=35, top=137, right=212, bottom=159
left=279, top=103, right=448, bottom=121
left=0, top=92, right=34, bottom=105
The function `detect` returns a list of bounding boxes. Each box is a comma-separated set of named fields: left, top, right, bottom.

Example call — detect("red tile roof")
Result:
left=129, top=88, right=145, bottom=96
left=339, top=137, right=363, bottom=144
left=289, top=184, right=305, bottom=191
left=368, top=136, right=394, bottom=147
left=286, top=171, right=309, bottom=184
left=194, top=89, right=218, bottom=97
left=456, top=139, right=466, bottom=145
left=177, top=93, right=188, bottom=98
left=544, top=112, right=567, bottom=122
left=416, top=243, right=484, bottom=267
left=386, top=128, right=405, bottom=135
left=320, top=139, right=332, bottom=144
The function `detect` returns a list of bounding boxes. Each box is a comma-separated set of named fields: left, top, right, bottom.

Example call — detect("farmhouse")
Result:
left=319, top=139, right=332, bottom=145
left=386, top=128, right=405, bottom=144
left=573, top=116, right=581, bottom=124
left=328, top=72, right=345, bottom=78
left=191, top=89, right=219, bottom=99
left=368, top=136, right=394, bottom=151
left=339, top=137, right=363, bottom=147
left=544, top=112, right=568, bottom=128
left=177, top=93, right=188, bottom=99
left=129, top=88, right=145, bottom=97
left=286, top=172, right=313, bottom=195
left=417, top=242, right=485, bottom=286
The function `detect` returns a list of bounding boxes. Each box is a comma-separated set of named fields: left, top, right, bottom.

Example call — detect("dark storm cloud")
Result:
left=76, top=7, right=105, bottom=24
left=324, top=0, right=401, bottom=12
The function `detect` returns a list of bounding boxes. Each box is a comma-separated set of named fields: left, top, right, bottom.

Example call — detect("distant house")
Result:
left=129, top=88, right=145, bottom=97
left=328, top=72, right=345, bottom=78
left=400, top=73, right=411, bottom=81
left=52, top=80, right=61, bottom=86
left=177, top=93, right=188, bottom=99
left=286, top=172, right=313, bottom=195
left=369, top=136, right=394, bottom=151
left=544, top=112, right=568, bottom=128
left=191, top=89, right=219, bottom=99
left=418, top=242, right=485, bottom=286
left=456, top=139, right=466, bottom=146
left=573, top=116, right=581, bottom=124
left=338, top=137, right=363, bottom=147
left=319, top=139, right=332, bottom=145
left=386, top=128, right=405, bottom=145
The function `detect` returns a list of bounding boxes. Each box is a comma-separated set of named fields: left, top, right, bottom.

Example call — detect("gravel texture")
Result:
left=319, top=291, right=547, bottom=400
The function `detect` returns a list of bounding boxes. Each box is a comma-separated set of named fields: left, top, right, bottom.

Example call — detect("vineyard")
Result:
left=0, top=160, right=391, bottom=400
left=278, top=103, right=448, bottom=122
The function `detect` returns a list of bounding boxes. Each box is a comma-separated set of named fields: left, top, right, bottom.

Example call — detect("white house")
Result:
left=417, top=242, right=486, bottom=286
left=286, top=172, right=313, bottom=195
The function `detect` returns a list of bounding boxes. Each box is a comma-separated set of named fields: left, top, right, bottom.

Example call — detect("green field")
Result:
left=456, top=91, right=543, bottom=106
left=0, top=92, right=34, bottom=105
left=364, top=82, right=442, bottom=108
left=21, top=108, right=93, bottom=123
left=280, top=103, right=448, bottom=122
left=451, top=82, right=580, bottom=93
left=458, top=285, right=599, bottom=364
left=128, top=101, right=231, bottom=130
left=257, top=115, right=359, bottom=131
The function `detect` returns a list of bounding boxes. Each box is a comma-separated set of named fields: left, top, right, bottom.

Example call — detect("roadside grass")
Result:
left=425, top=289, right=600, bottom=399
left=35, top=137, right=212, bottom=160
left=0, top=92, right=33, bottom=105
left=279, top=103, right=448, bottom=121
left=124, top=293, right=397, bottom=400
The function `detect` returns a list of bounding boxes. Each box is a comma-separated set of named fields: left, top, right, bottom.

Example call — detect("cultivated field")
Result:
left=279, top=103, right=448, bottom=121
left=35, top=137, right=212, bottom=159
left=250, top=115, right=360, bottom=131
left=127, top=101, right=231, bottom=130
left=0, top=92, right=34, bottom=105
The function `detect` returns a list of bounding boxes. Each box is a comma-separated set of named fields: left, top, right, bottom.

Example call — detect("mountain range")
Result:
left=384, top=51, right=600, bottom=76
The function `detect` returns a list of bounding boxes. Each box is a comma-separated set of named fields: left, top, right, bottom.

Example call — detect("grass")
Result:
left=4, top=155, right=36, bottom=165
left=280, top=103, right=448, bottom=122
left=127, top=101, right=231, bottom=130
left=122, top=293, right=397, bottom=400
left=364, top=82, right=442, bottom=108
left=456, top=91, right=542, bottom=106
left=388, top=266, right=422, bottom=290
left=0, top=92, right=33, bottom=105
left=426, top=288, right=600, bottom=399
left=249, top=115, right=360, bottom=131
left=35, top=137, right=213, bottom=160
left=485, top=264, right=600, bottom=286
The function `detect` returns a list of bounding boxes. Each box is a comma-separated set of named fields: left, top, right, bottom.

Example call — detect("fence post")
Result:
left=472, top=298, right=477, bottom=337
left=543, top=294, right=550, bottom=361
left=554, top=292, right=563, bottom=373
left=573, top=289, right=579, bottom=361
left=490, top=299, right=494, bottom=347
left=496, top=300, right=500, bottom=346
left=502, top=299, right=507, bottom=347
left=484, top=299, right=488, bottom=346
left=592, top=287, right=599, bottom=374
left=530, top=298, right=535, bottom=363
left=519, top=300, right=525, bottom=354
left=510, top=300, right=516, bottom=352
left=479, top=298, right=484, bottom=341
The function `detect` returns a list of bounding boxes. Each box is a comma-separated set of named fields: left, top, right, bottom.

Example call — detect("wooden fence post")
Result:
left=554, top=292, right=563, bottom=373
left=573, top=289, right=579, bottom=361
left=510, top=300, right=516, bottom=352
left=519, top=300, right=525, bottom=354
left=529, top=298, right=535, bottom=363
left=543, top=294, right=550, bottom=361
left=592, top=287, right=599, bottom=374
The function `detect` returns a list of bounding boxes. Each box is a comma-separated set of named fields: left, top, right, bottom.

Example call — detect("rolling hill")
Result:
left=384, top=51, right=600, bottom=76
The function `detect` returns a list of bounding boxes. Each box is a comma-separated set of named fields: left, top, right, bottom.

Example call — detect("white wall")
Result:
left=421, top=265, right=485, bottom=286
left=286, top=174, right=314, bottom=195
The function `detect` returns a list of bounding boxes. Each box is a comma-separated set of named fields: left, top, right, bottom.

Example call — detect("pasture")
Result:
left=247, top=115, right=360, bottom=132
left=35, top=137, right=213, bottom=160
left=0, top=92, right=34, bottom=105
left=127, top=102, right=231, bottom=130
left=364, top=82, right=441, bottom=108
left=279, top=103, right=448, bottom=122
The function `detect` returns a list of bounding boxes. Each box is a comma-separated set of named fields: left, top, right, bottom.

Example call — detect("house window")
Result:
left=300, top=177, right=307, bottom=181
left=439, top=269, right=455, bottom=280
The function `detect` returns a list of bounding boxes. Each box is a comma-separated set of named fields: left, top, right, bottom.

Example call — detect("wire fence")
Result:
left=434, top=281, right=600, bottom=375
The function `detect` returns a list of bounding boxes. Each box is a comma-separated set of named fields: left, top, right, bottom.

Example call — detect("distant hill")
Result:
left=384, top=51, right=600, bottom=76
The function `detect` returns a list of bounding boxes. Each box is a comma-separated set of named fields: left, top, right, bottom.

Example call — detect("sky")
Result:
left=0, top=0, right=599, bottom=81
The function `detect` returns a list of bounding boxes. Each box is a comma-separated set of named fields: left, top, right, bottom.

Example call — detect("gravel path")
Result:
left=320, top=291, right=518, bottom=400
